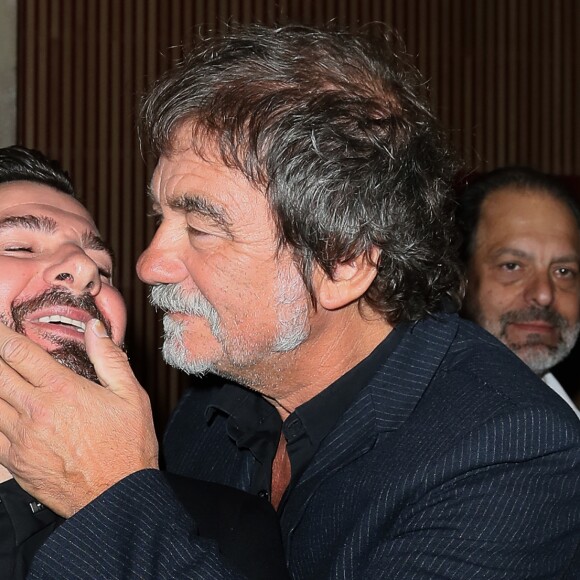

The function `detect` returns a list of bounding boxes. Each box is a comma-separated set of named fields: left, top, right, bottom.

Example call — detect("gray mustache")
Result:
left=149, top=284, right=221, bottom=335
left=149, top=284, right=213, bottom=316
left=500, top=305, right=567, bottom=330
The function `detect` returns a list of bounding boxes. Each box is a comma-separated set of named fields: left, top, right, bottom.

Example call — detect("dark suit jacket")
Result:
left=29, top=314, right=580, bottom=578
left=163, top=474, right=288, bottom=580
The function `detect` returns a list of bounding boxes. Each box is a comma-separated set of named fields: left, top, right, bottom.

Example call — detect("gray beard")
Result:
left=468, top=302, right=580, bottom=375
left=150, top=281, right=310, bottom=380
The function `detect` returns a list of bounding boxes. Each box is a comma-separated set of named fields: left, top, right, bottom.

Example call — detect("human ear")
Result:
left=315, top=246, right=381, bottom=311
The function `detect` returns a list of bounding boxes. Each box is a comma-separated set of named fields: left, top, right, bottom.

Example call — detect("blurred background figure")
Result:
left=458, top=166, right=580, bottom=419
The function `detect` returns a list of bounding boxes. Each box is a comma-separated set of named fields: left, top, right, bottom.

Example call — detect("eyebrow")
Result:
left=491, top=248, right=531, bottom=260
left=0, top=214, right=114, bottom=263
left=0, top=214, right=57, bottom=233
left=147, top=183, right=234, bottom=235
left=492, top=247, right=580, bottom=263
left=81, top=231, right=114, bottom=258
left=169, top=193, right=233, bottom=234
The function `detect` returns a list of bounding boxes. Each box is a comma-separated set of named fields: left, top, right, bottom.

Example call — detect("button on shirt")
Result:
left=205, top=323, right=408, bottom=510
left=0, top=478, right=63, bottom=579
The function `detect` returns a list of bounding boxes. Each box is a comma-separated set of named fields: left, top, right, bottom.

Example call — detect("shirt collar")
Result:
left=289, top=322, right=408, bottom=450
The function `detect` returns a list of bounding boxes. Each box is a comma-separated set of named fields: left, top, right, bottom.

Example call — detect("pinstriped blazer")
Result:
left=29, top=313, right=580, bottom=579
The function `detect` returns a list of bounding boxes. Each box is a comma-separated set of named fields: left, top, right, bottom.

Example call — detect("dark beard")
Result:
left=10, top=288, right=114, bottom=383
left=49, top=339, right=99, bottom=382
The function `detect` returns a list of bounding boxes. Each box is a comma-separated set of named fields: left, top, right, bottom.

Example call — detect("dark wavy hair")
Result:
left=457, top=166, right=580, bottom=265
left=0, top=145, right=75, bottom=197
left=141, top=24, right=463, bottom=325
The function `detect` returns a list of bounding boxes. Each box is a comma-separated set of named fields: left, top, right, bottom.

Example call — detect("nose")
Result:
left=523, top=270, right=555, bottom=308
left=44, top=247, right=102, bottom=296
left=136, top=228, right=187, bottom=285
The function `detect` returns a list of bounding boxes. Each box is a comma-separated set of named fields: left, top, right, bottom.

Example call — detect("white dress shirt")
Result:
left=542, top=372, right=580, bottom=420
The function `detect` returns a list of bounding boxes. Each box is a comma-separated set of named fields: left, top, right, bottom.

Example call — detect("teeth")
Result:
left=36, top=315, right=86, bottom=333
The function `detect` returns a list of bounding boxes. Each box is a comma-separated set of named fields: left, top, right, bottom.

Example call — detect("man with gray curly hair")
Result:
left=0, top=25, right=578, bottom=579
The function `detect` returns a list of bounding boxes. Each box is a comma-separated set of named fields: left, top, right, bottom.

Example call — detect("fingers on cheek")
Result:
left=0, top=364, right=25, bottom=398
left=94, top=348, right=130, bottom=376
left=0, top=336, right=34, bottom=366
left=0, top=337, right=55, bottom=384
left=0, top=336, right=72, bottom=390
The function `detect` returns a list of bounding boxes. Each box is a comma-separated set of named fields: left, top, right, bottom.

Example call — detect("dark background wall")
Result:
left=16, top=0, right=580, bottom=429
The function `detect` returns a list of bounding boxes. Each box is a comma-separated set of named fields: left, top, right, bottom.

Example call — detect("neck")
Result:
left=260, top=304, right=393, bottom=420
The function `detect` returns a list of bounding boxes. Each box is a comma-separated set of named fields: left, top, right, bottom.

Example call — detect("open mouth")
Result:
left=12, top=288, right=111, bottom=350
left=34, top=314, right=87, bottom=334
left=22, top=307, right=95, bottom=344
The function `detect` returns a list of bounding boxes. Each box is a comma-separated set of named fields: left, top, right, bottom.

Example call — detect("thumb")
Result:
left=85, top=319, right=138, bottom=393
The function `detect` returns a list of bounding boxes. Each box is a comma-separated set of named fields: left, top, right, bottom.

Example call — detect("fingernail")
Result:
left=90, top=319, right=109, bottom=338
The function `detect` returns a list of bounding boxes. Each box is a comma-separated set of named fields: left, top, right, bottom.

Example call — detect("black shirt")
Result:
left=0, top=478, right=63, bottom=579
left=205, top=323, right=407, bottom=510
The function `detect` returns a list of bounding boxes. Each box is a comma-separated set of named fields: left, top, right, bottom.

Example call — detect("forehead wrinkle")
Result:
left=0, top=214, right=57, bottom=233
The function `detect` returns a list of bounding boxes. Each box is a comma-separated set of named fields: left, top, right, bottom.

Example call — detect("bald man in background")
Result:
left=458, top=166, right=580, bottom=419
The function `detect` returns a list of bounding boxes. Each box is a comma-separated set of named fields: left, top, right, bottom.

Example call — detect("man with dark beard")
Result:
left=0, top=145, right=126, bottom=578
left=458, top=166, right=580, bottom=418
left=9, top=289, right=114, bottom=383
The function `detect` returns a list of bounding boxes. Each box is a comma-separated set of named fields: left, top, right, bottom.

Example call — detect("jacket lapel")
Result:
left=282, top=313, right=460, bottom=531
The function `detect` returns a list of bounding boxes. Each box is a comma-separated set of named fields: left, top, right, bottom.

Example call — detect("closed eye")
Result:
left=187, top=225, right=210, bottom=237
left=4, top=246, right=33, bottom=253
left=98, top=267, right=112, bottom=280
